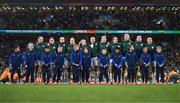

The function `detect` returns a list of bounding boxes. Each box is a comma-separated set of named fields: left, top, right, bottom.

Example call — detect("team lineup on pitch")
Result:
left=0, top=34, right=176, bottom=85
left=0, top=0, right=180, bottom=102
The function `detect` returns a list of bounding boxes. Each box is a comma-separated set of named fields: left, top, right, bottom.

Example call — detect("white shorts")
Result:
left=64, top=59, right=70, bottom=68
left=110, top=59, right=113, bottom=67
left=37, top=60, right=42, bottom=66
left=92, top=57, right=98, bottom=67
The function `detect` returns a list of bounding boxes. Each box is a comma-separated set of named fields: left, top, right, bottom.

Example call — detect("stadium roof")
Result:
left=0, top=0, right=180, bottom=6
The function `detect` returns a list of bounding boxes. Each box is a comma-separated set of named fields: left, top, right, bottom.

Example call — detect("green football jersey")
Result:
left=35, top=43, right=45, bottom=60
left=145, top=43, right=156, bottom=61
left=133, top=42, right=144, bottom=58
left=67, top=44, right=74, bottom=54
left=89, top=43, right=98, bottom=57
left=99, top=42, right=110, bottom=54
left=49, top=44, right=56, bottom=55
left=121, top=40, right=132, bottom=56
left=66, top=44, right=74, bottom=59
left=110, top=43, right=121, bottom=56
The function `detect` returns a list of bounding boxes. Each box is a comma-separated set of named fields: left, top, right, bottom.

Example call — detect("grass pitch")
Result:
left=0, top=84, right=179, bottom=102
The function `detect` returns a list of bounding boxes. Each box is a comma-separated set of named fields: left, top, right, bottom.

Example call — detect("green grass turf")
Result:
left=0, top=84, right=180, bottom=102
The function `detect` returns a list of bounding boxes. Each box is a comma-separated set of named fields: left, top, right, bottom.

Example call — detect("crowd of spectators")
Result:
left=0, top=9, right=179, bottom=30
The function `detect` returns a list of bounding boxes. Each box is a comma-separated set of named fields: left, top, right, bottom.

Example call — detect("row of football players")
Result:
left=9, top=34, right=165, bottom=84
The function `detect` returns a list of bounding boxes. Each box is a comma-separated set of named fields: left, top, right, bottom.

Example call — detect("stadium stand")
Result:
left=0, top=8, right=179, bottom=30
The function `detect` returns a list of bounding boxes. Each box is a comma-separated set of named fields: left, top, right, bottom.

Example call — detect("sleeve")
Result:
left=107, top=56, right=110, bottom=65
left=155, top=54, right=159, bottom=65
left=125, top=52, right=128, bottom=60
left=70, top=51, right=74, bottom=65
left=119, top=55, right=123, bottom=66
left=110, top=43, right=113, bottom=54
left=141, top=54, right=145, bottom=65
left=107, top=42, right=110, bottom=53
left=135, top=52, right=137, bottom=63
left=24, top=52, right=27, bottom=65
left=90, top=55, right=92, bottom=67
left=98, top=55, right=102, bottom=65
left=64, top=44, right=67, bottom=53
left=112, top=55, right=115, bottom=66
left=35, top=52, right=38, bottom=64
left=62, top=54, right=65, bottom=65
left=20, top=54, right=23, bottom=65
left=125, top=52, right=128, bottom=64
left=79, top=52, right=82, bottom=65
left=9, top=53, right=13, bottom=67
left=41, top=54, right=44, bottom=65
left=148, top=54, right=151, bottom=65
left=50, top=54, right=53, bottom=64
left=34, top=44, right=37, bottom=52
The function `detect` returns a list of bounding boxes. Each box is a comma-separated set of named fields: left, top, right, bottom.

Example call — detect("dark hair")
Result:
left=83, top=47, right=89, bottom=51
left=128, top=44, right=132, bottom=49
left=102, top=48, right=107, bottom=51
left=14, top=45, right=20, bottom=49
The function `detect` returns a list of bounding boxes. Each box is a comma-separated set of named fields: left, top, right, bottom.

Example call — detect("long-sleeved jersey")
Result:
left=70, top=50, right=82, bottom=66
left=9, top=52, right=23, bottom=68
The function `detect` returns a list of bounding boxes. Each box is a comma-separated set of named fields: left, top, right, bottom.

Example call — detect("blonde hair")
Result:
left=156, top=46, right=162, bottom=50
left=73, top=44, right=80, bottom=49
